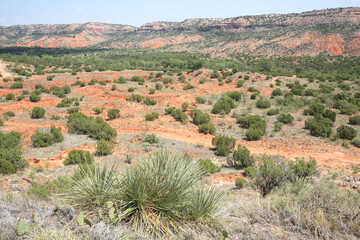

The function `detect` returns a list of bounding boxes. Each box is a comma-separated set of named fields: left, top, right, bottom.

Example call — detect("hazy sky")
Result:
left=0, top=0, right=359, bottom=27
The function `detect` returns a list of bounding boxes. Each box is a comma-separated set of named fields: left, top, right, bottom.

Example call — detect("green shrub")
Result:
left=0, top=131, right=25, bottom=174
left=93, top=107, right=104, bottom=114
left=289, top=158, right=317, bottom=178
left=5, top=93, right=15, bottom=101
left=50, top=126, right=64, bottom=143
left=170, top=109, right=188, bottom=122
left=67, top=107, right=79, bottom=114
left=349, top=115, right=360, bottom=125
left=198, top=122, right=216, bottom=135
left=235, top=177, right=246, bottom=188
left=107, top=109, right=120, bottom=120
left=238, top=115, right=266, bottom=141
left=267, top=108, right=280, bottom=116
left=212, top=99, right=233, bottom=115
left=181, top=102, right=189, bottom=112
left=304, top=103, right=325, bottom=116
left=10, top=82, right=23, bottom=89
left=237, top=80, right=245, bottom=87
left=183, top=83, right=195, bottom=90
left=212, top=135, right=236, bottom=156
left=277, top=113, right=294, bottom=124
left=198, top=159, right=220, bottom=174
left=4, top=111, right=15, bottom=117
left=31, top=107, right=45, bottom=119
left=190, top=109, right=211, bottom=125
left=323, top=109, right=336, bottom=122
left=274, top=121, right=284, bottom=132
left=144, top=134, right=160, bottom=144
left=271, top=88, right=282, bottom=96
left=256, top=99, right=271, bottom=109
left=337, top=125, right=357, bottom=140
left=237, top=115, right=263, bottom=128
left=195, top=96, right=206, bottom=104
left=226, top=91, right=242, bottom=101
left=244, top=75, right=250, bottom=80
left=0, top=159, right=16, bottom=174
left=29, top=92, right=41, bottom=102
left=0, top=119, right=3, bottom=126
left=244, top=166, right=257, bottom=178
left=67, top=113, right=117, bottom=141
left=145, top=112, right=159, bottom=121
left=64, top=150, right=94, bottom=165
left=31, top=132, right=54, bottom=147
left=305, top=117, right=333, bottom=137
left=127, top=94, right=142, bottom=102
left=254, top=156, right=295, bottom=196
left=96, top=139, right=114, bottom=156
left=143, top=97, right=157, bottom=106
left=231, top=145, right=254, bottom=169
left=351, top=139, right=360, bottom=148
left=149, top=88, right=155, bottom=94
left=128, top=87, right=135, bottom=92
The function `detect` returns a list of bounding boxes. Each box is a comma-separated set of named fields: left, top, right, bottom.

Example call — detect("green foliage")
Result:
left=323, top=109, right=336, bottom=122
left=190, top=109, right=211, bottom=125
left=16, top=219, right=27, bottom=236
left=253, top=156, right=317, bottom=196
left=31, top=132, right=54, bottom=147
left=231, top=145, right=254, bottom=169
left=198, top=159, right=221, bottom=174
left=237, top=115, right=266, bottom=141
left=305, top=117, right=333, bottom=137
left=277, top=113, right=294, bottom=124
left=212, top=135, right=236, bottom=156
left=349, top=115, right=360, bottom=125
left=66, top=107, right=79, bottom=114
left=93, top=107, right=104, bottom=114
left=271, top=88, right=282, bottom=96
left=143, top=134, right=160, bottom=144
left=31, top=106, right=45, bottom=119
left=226, top=91, right=242, bottom=101
left=198, top=122, right=216, bottom=135
left=183, top=83, right=195, bottom=90
left=289, top=158, right=317, bottom=178
left=267, top=108, right=280, bottom=116
left=126, top=94, right=142, bottom=102
left=4, top=111, right=15, bottom=117
left=128, top=87, right=135, bottom=92
left=181, top=102, right=189, bottom=112
left=145, top=112, right=159, bottom=121
left=195, top=96, right=206, bottom=104
left=0, top=131, right=25, bottom=174
left=10, top=82, right=23, bottom=89
left=351, top=139, right=360, bottom=148
left=29, top=92, right=41, bottom=102
left=118, top=152, right=223, bottom=235
left=77, top=214, right=84, bottom=226
left=170, top=108, right=188, bottom=122
left=256, top=99, right=271, bottom=109
left=337, top=125, right=357, bottom=140
left=244, top=166, right=257, bottom=178
left=107, top=109, right=120, bottom=120
left=274, top=121, right=284, bottom=132
left=67, top=113, right=117, bottom=141
left=304, top=103, right=325, bottom=116
left=235, top=177, right=246, bottom=188
left=237, top=80, right=245, bottom=87
left=143, top=97, right=157, bottom=105
left=211, top=98, right=235, bottom=115
left=5, top=93, right=15, bottom=101
left=31, top=126, right=63, bottom=148
left=96, top=139, right=114, bottom=156
left=64, top=150, right=94, bottom=166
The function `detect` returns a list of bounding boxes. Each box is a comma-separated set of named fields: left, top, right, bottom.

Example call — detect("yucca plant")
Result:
left=65, top=163, right=118, bottom=212
left=116, top=152, right=223, bottom=236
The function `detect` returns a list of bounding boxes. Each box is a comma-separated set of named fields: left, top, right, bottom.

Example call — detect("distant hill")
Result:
left=0, top=7, right=360, bottom=56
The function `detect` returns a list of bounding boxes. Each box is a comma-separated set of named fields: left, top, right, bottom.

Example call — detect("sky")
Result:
left=0, top=0, right=359, bottom=27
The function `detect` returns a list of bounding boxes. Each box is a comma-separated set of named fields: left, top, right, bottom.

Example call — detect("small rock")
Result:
left=10, top=184, right=23, bottom=192
left=342, top=182, right=349, bottom=187
left=344, top=176, right=352, bottom=182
